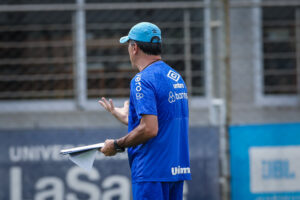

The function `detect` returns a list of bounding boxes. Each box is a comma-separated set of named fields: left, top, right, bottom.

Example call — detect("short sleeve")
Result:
left=131, top=74, right=157, bottom=117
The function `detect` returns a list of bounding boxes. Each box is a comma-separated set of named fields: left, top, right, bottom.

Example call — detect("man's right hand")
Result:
left=98, top=97, right=129, bottom=125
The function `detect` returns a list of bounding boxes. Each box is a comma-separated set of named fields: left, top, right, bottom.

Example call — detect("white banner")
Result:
left=250, top=146, right=300, bottom=193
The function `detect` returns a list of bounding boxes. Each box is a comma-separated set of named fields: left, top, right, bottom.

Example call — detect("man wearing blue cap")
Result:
left=99, top=22, right=191, bottom=200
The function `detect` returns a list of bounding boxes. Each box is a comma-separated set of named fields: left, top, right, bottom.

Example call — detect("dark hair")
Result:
left=130, top=39, right=162, bottom=56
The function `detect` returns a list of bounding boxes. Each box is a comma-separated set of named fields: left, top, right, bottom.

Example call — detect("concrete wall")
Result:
left=0, top=106, right=209, bottom=129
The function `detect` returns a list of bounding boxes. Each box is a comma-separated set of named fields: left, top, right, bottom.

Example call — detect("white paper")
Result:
left=60, top=142, right=104, bottom=170
left=69, top=149, right=98, bottom=170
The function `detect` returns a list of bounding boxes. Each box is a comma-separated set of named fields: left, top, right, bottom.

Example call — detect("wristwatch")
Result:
left=114, top=140, right=125, bottom=152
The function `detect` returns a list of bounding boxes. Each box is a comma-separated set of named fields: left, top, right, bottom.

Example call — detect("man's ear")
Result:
left=133, top=43, right=138, bottom=55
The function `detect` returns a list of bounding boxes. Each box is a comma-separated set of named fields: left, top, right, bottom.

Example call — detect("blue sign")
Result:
left=230, top=123, right=300, bottom=200
left=0, top=127, right=219, bottom=200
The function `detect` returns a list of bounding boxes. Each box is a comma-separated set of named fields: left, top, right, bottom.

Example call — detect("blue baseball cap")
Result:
left=120, top=22, right=162, bottom=44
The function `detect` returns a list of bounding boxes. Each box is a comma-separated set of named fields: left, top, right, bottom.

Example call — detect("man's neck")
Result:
left=136, top=55, right=161, bottom=72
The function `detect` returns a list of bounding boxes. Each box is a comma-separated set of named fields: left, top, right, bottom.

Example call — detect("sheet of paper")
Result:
left=60, top=142, right=104, bottom=170
left=68, top=149, right=98, bottom=170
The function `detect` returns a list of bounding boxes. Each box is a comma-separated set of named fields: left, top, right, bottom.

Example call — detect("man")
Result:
left=99, top=22, right=191, bottom=200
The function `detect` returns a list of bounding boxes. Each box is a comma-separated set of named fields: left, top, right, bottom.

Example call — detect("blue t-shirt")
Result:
left=128, top=60, right=191, bottom=183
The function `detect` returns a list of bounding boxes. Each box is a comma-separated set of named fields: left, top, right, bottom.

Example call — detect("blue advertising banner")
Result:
left=0, top=127, right=219, bottom=200
left=230, top=123, right=300, bottom=200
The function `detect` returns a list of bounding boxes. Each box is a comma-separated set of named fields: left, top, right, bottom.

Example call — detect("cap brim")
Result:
left=120, top=36, right=130, bottom=44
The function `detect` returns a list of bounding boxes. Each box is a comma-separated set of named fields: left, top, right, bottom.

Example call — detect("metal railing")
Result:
left=0, top=1, right=205, bottom=105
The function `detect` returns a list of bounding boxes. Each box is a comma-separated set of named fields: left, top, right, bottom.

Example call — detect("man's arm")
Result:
left=99, top=97, right=129, bottom=125
left=100, top=115, right=158, bottom=156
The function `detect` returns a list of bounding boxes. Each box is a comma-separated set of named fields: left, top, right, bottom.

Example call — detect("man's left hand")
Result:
left=100, top=139, right=117, bottom=156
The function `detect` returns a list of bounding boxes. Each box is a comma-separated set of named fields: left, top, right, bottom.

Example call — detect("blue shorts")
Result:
left=132, top=181, right=184, bottom=200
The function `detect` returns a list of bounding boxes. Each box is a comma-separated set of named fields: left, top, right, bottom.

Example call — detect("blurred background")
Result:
left=0, top=0, right=299, bottom=200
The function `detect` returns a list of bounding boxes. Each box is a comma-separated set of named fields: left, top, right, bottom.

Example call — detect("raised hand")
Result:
left=99, top=97, right=129, bottom=125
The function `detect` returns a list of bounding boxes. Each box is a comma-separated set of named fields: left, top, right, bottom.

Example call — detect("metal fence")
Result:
left=0, top=11, right=74, bottom=100
left=0, top=1, right=205, bottom=104
left=1, top=0, right=299, bottom=106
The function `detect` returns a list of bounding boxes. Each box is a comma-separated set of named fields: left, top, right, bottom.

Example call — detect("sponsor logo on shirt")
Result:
left=135, top=75, right=142, bottom=92
left=134, top=75, right=143, bottom=100
left=171, top=166, right=191, bottom=176
left=168, top=91, right=176, bottom=103
left=168, top=91, right=188, bottom=103
left=136, top=93, right=144, bottom=100
left=167, top=70, right=180, bottom=82
left=173, top=83, right=184, bottom=89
